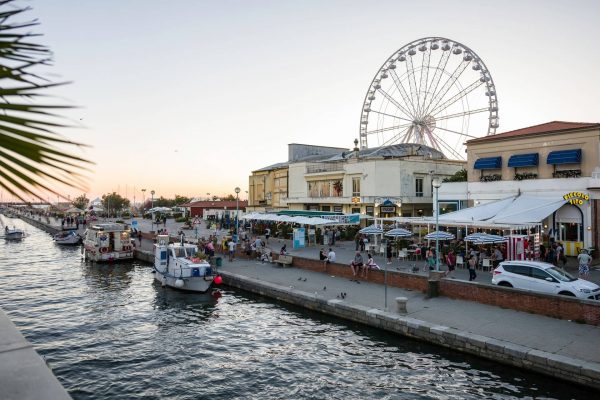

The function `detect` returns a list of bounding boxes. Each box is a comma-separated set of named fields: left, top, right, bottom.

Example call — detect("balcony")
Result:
left=306, top=162, right=344, bottom=174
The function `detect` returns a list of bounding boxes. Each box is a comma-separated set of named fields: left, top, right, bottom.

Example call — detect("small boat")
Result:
left=83, top=223, right=134, bottom=262
left=54, top=230, right=82, bottom=245
left=3, top=227, right=25, bottom=240
left=153, top=234, right=215, bottom=292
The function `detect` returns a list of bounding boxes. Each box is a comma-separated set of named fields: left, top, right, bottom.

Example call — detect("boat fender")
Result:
left=100, top=247, right=108, bottom=254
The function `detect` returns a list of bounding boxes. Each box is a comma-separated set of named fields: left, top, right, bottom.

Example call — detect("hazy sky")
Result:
left=28, top=0, right=600, bottom=201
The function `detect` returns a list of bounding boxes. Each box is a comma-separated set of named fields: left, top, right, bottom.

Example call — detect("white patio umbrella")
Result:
left=473, top=234, right=507, bottom=244
left=384, top=228, right=413, bottom=238
left=424, top=231, right=455, bottom=240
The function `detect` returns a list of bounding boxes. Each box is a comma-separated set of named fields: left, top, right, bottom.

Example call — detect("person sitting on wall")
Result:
left=319, top=248, right=327, bottom=261
left=363, top=253, right=380, bottom=279
left=350, top=251, right=364, bottom=277
left=280, top=244, right=287, bottom=255
left=324, top=248, right=336, bottom=271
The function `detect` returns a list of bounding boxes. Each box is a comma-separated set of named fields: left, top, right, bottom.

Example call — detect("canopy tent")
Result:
left=489, top=196, right=566, bottom=225
left=148, top=207, right=172, bottom=213
left=241, top=212, right=333, bottom=226
left=65, top=206, right=83, bottom=214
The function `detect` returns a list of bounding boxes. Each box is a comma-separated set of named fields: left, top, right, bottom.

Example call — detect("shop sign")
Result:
left=333, top=206, right=343, bottom=213
left=563, top=192, right=589, bottom=205
left=380, top=206, right=396, bottom=213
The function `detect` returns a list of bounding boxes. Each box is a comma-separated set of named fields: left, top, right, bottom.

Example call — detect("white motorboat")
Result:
left=154, top=234, right=215, bottom=292
left=83, top=223, right=134, bottom=262
left=3, top=227, right=25, bottom=240
left=54, top=230, right=82, bottom=245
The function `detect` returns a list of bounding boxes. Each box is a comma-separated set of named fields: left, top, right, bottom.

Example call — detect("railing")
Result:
left=480, top=174, right=502, bottom=182
left=514, top=172, right=537, bottom=180
left=306, top=162, right=345, bottom=174
left=553, top=169, right=581, bottom=178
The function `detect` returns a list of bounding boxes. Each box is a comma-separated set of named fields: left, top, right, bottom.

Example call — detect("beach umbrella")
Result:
left=473, top=234, right=507, bottom=244
left=464, top=232, right=491, bottom=242
left=359, top=225, right=384, bottom=235
left=424, top=231, right=455, bottom=240
left=385, top=228, right=413, bottom=238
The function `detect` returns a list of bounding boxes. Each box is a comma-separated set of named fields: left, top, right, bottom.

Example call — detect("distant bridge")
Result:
left=0, top=202, right=51, bottom=206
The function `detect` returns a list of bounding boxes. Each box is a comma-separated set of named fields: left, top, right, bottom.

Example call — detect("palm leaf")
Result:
left=0, top=0, right=92, bottom=202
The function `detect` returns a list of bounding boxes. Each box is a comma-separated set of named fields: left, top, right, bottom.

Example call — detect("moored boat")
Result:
left=83, top=223, right=134, bottom=262
left=54, top=230, right=82, bottom=245
left=3, top=226, right=25, bottom=240
left=154, top=234, right=215, bottom=292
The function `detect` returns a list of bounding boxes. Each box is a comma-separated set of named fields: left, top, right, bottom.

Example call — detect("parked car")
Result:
left=492, top=260, right=600, bottom=300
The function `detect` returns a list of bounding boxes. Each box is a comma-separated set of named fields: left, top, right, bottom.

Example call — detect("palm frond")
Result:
left=0, top=0, right=92, bottom=202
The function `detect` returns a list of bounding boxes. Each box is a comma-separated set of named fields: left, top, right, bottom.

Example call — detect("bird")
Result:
left=323, top=286, right=326, bottom=291
left=298, top=277, right=302, bottom=280
left=303, top=278, right=307, bottom=282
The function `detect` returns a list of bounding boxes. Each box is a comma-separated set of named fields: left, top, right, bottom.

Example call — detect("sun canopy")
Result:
left=424, top=231, right=455, bottom=240
left=385, top=228, right=413, bottom=238
left=241, top=212, right=333, bottom=225
left=547, top=149, right=581, bottom=165
left=359, top=225, right=383, bottom=235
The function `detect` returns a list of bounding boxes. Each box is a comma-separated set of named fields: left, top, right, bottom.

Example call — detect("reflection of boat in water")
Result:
left=154, top=234, right=215, bottom=292
left=54, top=230, right=81, bottom=245
left=3, top=226, right=26, bottom=240
left=83, top=223, right=133, bottom=262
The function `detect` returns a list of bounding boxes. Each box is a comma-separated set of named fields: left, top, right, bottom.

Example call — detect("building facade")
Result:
left=439, top=121, right=600, bottom=255
left=249, top=143, right=465, bottom=221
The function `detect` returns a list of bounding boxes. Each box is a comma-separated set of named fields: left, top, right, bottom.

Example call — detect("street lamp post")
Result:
left=235, top=187, right=241, bottom=241
left=150, top=190, right=155, bottom=231
left=432, top=178, right=441, bottom=272
left=141, top=189, right=146, bottom=214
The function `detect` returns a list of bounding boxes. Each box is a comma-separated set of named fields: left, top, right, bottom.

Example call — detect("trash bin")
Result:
left=427, top=279, right=439, bottom=298
left=215, top=257, right=222, bottom=267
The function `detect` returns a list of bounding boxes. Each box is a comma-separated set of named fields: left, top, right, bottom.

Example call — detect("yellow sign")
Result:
left=563, top=192, right=589, bottom=205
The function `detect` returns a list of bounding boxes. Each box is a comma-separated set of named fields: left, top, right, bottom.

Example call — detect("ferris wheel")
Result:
left=359, top=37, right=499, bottom=159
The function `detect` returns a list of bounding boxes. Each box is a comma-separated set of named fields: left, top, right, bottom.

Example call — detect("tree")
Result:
left=173, top=195, right=190, bottom=205
left=222, top=194, right=236, bottom=201
left=101, top=192, right=130, bottom=217
left=443, top=169, right=467, bottom=183
left=72, top=194, right=89, bottom=210
left=0, top=1, right=92, bottom=202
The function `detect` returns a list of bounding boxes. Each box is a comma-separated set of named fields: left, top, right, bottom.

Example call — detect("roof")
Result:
left=467, top=121, right=600, bottom=144
left=181, top=200, right=248, bottom=208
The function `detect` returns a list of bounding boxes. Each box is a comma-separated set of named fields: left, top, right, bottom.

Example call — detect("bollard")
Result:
left=395, top=297, right=408, bottom=313
left=427, top=280, right=439, bottom=298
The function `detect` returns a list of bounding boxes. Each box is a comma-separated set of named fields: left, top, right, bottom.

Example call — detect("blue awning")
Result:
left=508, top=153, right=539, bottom=168
left=547, top=149, right=581, bottom=165
left=474, top=156, right=502, bottom=170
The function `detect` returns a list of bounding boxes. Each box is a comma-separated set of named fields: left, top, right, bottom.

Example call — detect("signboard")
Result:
left=563, top=192, right=589, bottom=205
left=293, top=228, right=305, bottom=248
left=131, top=220, right=138, bottom=227
left=380, top=206, right=396, bottom=213
left=333, top=206, right=343, bottom=213
left=322, top=213, right=361, bottom=225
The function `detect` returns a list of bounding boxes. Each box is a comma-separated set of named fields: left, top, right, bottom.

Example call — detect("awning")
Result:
left=474, top=156, right=502, bottom=170
left=547, top=149, right=581, bottom=165
left=490, top=196, right=567, bottom=225
left=437, top=196, right=516, bottom=224
left=508, top=153, right=538, bottom=168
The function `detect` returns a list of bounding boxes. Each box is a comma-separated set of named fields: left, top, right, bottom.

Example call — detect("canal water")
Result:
left=0, top=216, right=593, bottom=399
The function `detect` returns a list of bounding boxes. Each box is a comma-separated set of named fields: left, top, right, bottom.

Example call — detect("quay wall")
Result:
left=220, top=271, right=600, bottom=391
left=0, top=309, right=72, bottom=399
left=257, top=252, right=600, bottom=326
left=17, top=214, right=60, bottom=235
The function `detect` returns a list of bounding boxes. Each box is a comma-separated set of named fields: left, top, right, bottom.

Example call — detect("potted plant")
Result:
left=333, top=180, right=343, bottom=195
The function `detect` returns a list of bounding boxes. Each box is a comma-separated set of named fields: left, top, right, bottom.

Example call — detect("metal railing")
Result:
left=306, top=162, right=344, bottom=174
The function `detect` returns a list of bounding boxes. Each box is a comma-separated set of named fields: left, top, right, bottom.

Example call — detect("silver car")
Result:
left=492, top=260, right=600, bottom=300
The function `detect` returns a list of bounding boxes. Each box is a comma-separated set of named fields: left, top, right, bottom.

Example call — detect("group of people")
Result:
left=61, top=216, right=82, bottom=229
left=319, top=248, right=336, bottom=270
left=349, top=251, right=380, bottom=278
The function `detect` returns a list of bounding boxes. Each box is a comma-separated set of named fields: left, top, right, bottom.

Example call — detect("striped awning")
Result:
left=547, top=149, right=581, bottom=165
left=474, top=156, right=502, bottom=170
left=508, top=153, right=538, bottom=168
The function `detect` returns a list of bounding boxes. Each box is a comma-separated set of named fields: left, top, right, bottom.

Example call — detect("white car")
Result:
left=492, top=260, right=600, bottom=300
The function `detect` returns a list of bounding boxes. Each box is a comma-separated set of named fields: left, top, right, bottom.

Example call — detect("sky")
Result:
left=21, top=0, right=600, bottom=202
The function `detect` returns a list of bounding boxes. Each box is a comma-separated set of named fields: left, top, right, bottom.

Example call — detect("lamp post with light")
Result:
left=235, top=187, right=241, bottom=241
left=141, top=189, right=146, bottom=214
left=150, top=190, right=155, bottom=231
left=432, top=178, right=441, bottom=271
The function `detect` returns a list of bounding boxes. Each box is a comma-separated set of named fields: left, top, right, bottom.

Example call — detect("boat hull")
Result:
left=84, top=246, right=134, bottom=262
left=154, top=271, right=213, bottom=293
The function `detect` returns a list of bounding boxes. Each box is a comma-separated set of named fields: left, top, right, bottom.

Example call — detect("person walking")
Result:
left=445, top=250, right=456, bottom=278
left=265, top=227, right=271, bottom=244
left=577, top=249, right=592, bottom=279
left=386, top=241, right=393, bottom=264
left=468, top=255, right=477, bottom=281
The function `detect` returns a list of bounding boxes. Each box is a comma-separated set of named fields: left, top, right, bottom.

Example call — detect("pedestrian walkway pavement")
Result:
left=218, top=254, right=600, bottom=365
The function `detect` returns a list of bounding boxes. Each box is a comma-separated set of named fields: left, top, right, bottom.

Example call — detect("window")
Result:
left=415, top=177, right=423, bottom=197
left=352, top=177, right=361, bottom=197
left=531, top=267, right=553, bottom=281
left=511, top=265, right=531, bottom=277
left=351, top=207, right=360, bottom=214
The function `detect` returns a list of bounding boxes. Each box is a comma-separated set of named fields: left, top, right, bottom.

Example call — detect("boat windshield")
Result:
left=172, top=247, right=186, bottom=258
left=184, top=246, right=197, bottom=257
left=546, top=267, right=577, bottom=282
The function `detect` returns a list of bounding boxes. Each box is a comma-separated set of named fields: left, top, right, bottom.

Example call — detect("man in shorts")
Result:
left=350, top=251, right=364, bottom=277
left=228, top=239, right=236, bottom=262
left=577, top=249, right=592, bottom=279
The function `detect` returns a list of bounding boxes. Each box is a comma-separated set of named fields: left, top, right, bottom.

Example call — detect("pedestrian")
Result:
left=350, top=251, right=364, bottom=277
left=386, top=241, right=393, bottom=264
left=319, top=248, right=327, bottom=261
left=265, top=227, right=271, bottom=244
left=138, top=230, right=143, bottom=245
left=360, top=235, right=367, bottom=252
left=445, top=250, right=456, bottom=278
left=228, top=239, right=236, bottom=262
left=577, top=249, right=591, bottom=279
left=546, top=245, right=557, bottom=266
left=468, top=255, right=477, bottom=281
left=492, top=246, right=504, bottom=269
left=355, top=232, right=360, bottom=251
left=426, top=247, right=436, bottom=271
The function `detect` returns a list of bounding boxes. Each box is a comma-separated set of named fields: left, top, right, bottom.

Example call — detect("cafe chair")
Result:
left=456, top=255, right=465, bottom=269
left=481, top=258, right=492, bottom=272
